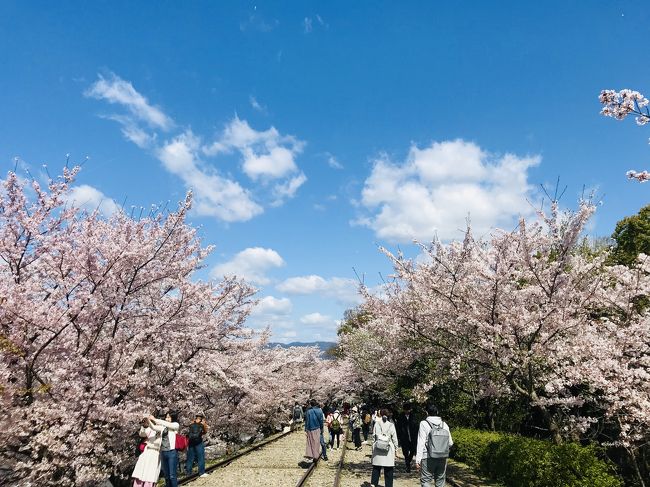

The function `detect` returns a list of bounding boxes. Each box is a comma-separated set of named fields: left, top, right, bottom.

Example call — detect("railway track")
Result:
left=179, top=426, right=349, bottom=487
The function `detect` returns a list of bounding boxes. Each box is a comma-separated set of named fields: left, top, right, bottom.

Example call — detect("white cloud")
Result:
left=211, top=247, right=285, bottom=285
left=300, top=312, right=331, bottom=325
left=85, top=74, right=172, bottom=130
left=249, top=95, right=267, bottom=114
left=157, top=132, right=263, bottom=222
left=272, top=173, right=307, bottom=206
left=64, top=184, right=120, bottom=216
left=276, top=275, right=362, bottom=305
left=86, top=74, right=307, bottom=221
left=356, top=139, right=540, bottom=242
left=204, top=117, right=305, bottom=181
left=303, top=14, right=327, bottom=33
left=240, top=12, right=279, bottom=32
left=327, top=154, right=343, bottom=169
left=249, top=295, right=295, bottom=335
left=251, top=295, right=293, bottom=317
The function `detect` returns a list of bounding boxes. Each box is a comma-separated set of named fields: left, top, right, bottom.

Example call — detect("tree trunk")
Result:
left=627, top=446, right=646, bottom=487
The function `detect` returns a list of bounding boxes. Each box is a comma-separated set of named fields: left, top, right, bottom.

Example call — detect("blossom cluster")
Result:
left=599, top=89, right=650, bottom=122
left=627, top=170, right=650, bottom=182
left=600, top=88, right=650, bottom=181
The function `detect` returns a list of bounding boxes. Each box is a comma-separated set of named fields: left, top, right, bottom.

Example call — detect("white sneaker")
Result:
left=200, top=473, right=209, bottom=477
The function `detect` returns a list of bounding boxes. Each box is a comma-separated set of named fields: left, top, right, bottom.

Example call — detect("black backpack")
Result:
left=188, top=422, right=203, bottom=445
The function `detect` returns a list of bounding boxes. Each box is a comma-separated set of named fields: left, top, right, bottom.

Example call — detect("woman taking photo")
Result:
left=370, top=408, right=399, bottom=487
left=131, top=415, right=164, bottom=487
left=151, top=411, right=180, bottom=487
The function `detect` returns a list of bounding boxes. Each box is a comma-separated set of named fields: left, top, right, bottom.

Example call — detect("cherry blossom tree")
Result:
left=341, top=200, right=649, bottom=482
left=0, top=168, right=346, bottom=486
left=599, top=89, right=650, bottom=182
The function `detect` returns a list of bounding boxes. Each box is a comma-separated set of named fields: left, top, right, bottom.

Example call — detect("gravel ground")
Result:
left=183, top=428, right=493, bottom=487
left=187, top=429, right=320, bottom=487
left=303, top=432, right=347, bottom=487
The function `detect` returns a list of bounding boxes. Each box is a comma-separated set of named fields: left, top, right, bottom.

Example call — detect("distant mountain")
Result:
left=268, top=341, right=337, bottom=353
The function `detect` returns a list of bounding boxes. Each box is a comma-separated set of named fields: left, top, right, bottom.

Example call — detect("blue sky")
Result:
left=1, top=1, right=649, bottom=342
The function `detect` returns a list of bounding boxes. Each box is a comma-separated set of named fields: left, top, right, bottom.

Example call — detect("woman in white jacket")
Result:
left=152, top=411, right=180, bottom=487
left=131, top=416, right=165, bottom=487
left=371, top=409, right=399, bottom=487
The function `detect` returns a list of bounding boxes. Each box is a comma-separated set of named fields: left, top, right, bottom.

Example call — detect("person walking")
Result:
left=151, top=411, right=181, bottom=487
left=185, top=412, right=208, bottom=477
left=361, top=408, right=372, bottom=443
left=396, top=403, right=419, bottom=472
left=349, top=406, right=363, bottom=450
left=131, top=415, right=164, bottom=487
left=319, top=404, right=329, bottom=461
left=370, top=409, right=399, bottom=487
left=293, top=403, right=304, bottom=424
left=327, top=408, right=343, bottom=449
left=415, top=404, right=453, bottom=487
left=304, top=399, right=325, bottom=462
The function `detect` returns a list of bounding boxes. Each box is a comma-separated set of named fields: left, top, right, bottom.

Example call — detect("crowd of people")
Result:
left=131, top=410, right=208, bottom=487
left=129, top=402, right=451, bottom=487
left=294, top=401, right=453, bottom=487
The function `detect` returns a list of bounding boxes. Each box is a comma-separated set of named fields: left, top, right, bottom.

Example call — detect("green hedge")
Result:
left=450, top=428, right=622, bottom=487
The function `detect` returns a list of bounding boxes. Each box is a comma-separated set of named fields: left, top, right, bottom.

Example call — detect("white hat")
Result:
left=352, top=406, right=358, bottom=412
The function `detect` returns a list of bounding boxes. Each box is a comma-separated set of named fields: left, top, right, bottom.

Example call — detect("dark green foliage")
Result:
left=337, top=307, right=373, bottom=336
left=609, top=204, right=650, bottom=266
left=451, top=428, right=623, bottom=487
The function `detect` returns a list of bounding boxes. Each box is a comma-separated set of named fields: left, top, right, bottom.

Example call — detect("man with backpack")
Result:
left=327, top=408, right=343, bottom=449
left=293, top=403, right=304, bottom=424
left=185, top=412, right=208, bottom=477
left=415, top=404, right=453, bottom=487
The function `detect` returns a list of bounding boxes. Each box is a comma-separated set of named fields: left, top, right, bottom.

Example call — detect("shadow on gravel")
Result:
left=342, top=459, right=374, bottom=473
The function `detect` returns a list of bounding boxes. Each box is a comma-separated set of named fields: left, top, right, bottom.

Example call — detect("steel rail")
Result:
left=177, top=428, right=294, bottom=485
left=331, top=427, right=350, bottom=487
left=295, top=457, right=319, bottom=487
left=298, top=425, right=350, bottom=487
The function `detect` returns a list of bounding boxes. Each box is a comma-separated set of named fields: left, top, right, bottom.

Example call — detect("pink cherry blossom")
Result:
left=0, top=168, right=347, bottom=486
left=341, top=200, right=649, bottom=461
left=600, top=88, right=650, bottom=182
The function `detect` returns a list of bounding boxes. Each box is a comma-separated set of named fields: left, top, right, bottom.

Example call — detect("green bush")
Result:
left=451, top=428, right=503, bottom=469
left=450, top=428, right=622, bottom=487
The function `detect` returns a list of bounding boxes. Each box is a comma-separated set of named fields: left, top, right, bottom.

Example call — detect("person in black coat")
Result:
left=395, top=403, right=419, bottom=472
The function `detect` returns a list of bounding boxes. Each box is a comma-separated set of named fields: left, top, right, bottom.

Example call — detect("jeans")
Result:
left=185, top=442, right=205, bottom=475
left=352, top=428, right=362, bottom=448
left=320, top=431, right=328, bottom=459
left=330, top=430, right=341, bottom=448
left=160, top=449, right=179, bottom=487
left=362, top=423, right=370, bottom=441
left=420, top=457, right=447, bottom=487
left=371, top=465, right=394, bottom=487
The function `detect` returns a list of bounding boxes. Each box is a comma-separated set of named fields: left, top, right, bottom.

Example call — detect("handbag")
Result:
left=175, top=434, right=189, bottom=451
left=374, top=422, right=391, bottom=453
